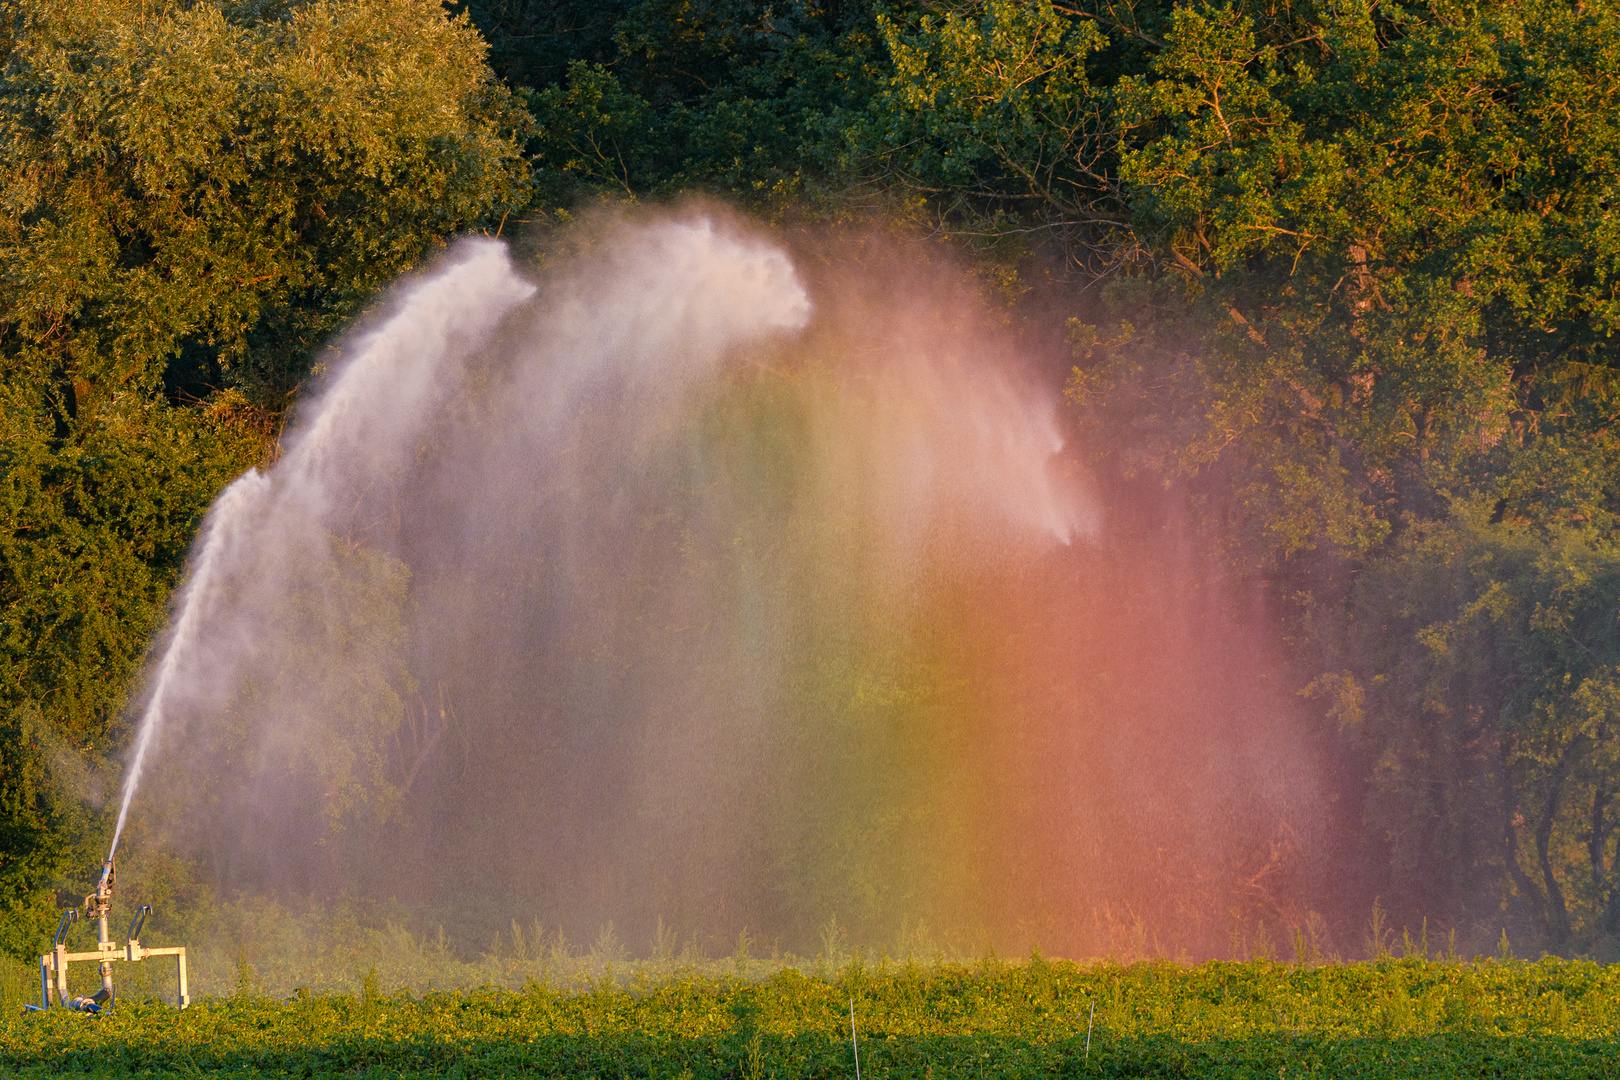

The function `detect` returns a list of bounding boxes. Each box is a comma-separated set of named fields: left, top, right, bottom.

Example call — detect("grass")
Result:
left=1, top=953, right=1616, bottom=1077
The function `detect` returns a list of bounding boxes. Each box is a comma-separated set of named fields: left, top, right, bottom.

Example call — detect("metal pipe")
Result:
left=98, top=907, right=112, bottom=1001
left=53, top=908, right=76, bottom=948
left=127, top=905, right=150, bottom=944
left=85, top=858, right=115, bottom=1005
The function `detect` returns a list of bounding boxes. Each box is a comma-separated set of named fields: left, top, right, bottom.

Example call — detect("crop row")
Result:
left=0, top=957, right=1615, bottom=1077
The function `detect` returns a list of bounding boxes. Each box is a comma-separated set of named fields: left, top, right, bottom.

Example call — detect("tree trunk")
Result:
left=1499, top=739, right=1545, bottom=934
left=1535, top=740, right=1582, bottom=949
left=1589, top=781, right=1612, bottom=896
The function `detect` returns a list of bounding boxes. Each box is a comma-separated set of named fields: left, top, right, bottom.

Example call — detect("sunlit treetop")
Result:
left=0, top=0, right=531, bottom=419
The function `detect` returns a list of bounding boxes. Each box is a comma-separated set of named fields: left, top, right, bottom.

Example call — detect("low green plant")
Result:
left=359, top=966, right=381, bottom=1023
left=0, top=957, right=33, bottom=1014
left=1, top=956, right=1615, bottom=1078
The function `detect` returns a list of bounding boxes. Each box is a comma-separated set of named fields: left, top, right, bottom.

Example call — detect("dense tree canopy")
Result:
left=4, top=0, right=1620, bottom=960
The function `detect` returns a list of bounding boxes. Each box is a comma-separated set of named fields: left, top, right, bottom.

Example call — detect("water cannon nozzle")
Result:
left=83, top=858, right=114, bottom=918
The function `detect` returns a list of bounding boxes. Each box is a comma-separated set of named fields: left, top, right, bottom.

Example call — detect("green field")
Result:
left=2, top=956, right=1616, bottom=1078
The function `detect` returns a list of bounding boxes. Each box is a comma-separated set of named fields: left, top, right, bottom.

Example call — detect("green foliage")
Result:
left=519, top=2, right=890, bottom=207
left=0, top=0, right=528, bottom=960
left=0, top=392, right=262, bottom=953
left=452, top=1, right=633, bottom=93
left=1319, top=509, right=1620, bottom=951
left=832, top=0, right=1620, bottom=560
left=972, top=0, right=1620, bottom=952
left=526, top=61, right=656, bottom=196
left=0, top=959, right=1617, bottom=1077
left=1110, top=0, right=1620, bottom=542
left=1106, top=0, right=1620, bottom=953
left=0, top=0, right=532, bottom=405
left=826, top=0, right=1119, bottom=245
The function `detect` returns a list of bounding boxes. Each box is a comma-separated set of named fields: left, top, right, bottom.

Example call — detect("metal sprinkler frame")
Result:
left=29, top=859, right=190, bottom=1014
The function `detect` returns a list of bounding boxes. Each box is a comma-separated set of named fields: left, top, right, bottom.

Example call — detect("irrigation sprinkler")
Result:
left=27, top=858, right=189, bottom=1014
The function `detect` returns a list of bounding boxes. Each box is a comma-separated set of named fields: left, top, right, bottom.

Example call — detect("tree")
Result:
left=0, top=0, right=529, bottom=955
left=1320, top=511, right=1620, bottom=949
left=852, top=0, right=1620, bottom=951
left=513, top=2, right=893, bottom=207
left=822, top=0, right=1127, bottom=263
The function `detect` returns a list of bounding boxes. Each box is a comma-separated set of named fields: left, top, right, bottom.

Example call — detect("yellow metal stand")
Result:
left=30, top=862, right=190, bottom=1013
left=38, top=940, right=190, bottom=1012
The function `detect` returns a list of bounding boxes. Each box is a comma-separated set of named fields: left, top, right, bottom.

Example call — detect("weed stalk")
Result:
left=850, top=997, right=861, bottom=1080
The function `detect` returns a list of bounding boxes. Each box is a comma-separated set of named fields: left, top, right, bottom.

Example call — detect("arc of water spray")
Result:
left=107, top=472, right=271, bottom=862
left=103, top=218, right=1086, bottom=915
left=106, top=240, right=535, bottom=864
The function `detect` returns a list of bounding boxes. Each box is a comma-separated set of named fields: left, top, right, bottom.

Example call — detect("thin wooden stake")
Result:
left=1085, top=1001, right=1094, bottom=1060
left=850, top=997, right=861, bottom=1080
